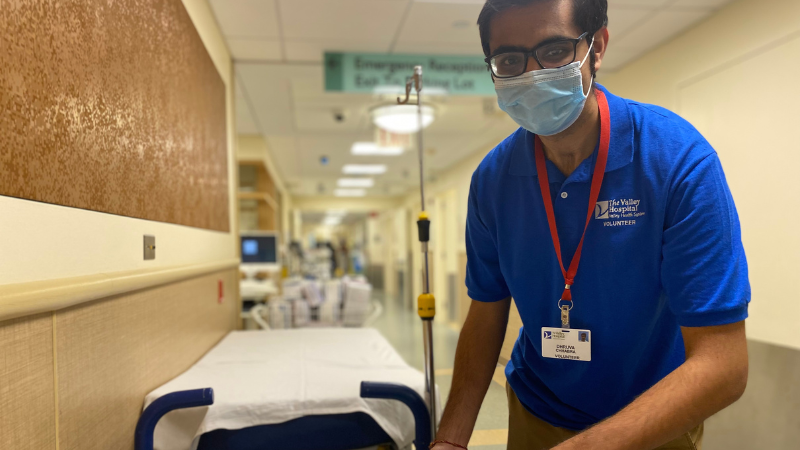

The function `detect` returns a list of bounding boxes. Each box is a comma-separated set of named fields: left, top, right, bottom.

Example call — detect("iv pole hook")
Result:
left=398, top=73, right=421, bottom=105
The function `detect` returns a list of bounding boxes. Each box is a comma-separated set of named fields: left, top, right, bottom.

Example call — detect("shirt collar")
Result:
left=508, top=84, right=635, bottom=177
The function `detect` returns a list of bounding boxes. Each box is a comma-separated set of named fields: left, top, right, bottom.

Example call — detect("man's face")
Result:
left=488, top=0, right=594, bottom=92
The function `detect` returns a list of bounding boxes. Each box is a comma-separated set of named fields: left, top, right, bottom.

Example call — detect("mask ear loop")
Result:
left=579, top=36, right=596, bottom=97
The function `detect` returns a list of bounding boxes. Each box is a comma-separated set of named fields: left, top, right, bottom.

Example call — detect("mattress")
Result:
left=144, top=328, right=439, bottom=450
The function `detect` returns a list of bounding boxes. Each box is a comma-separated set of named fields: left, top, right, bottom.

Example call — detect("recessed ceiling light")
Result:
left=342, top=164, right=387, bottom=175
left=338, top=178, right=375, bottom=188
left=351, top=142, right=404, bottom=156
left=323, top=216, right=342, bottom=226
left=372, top=105, right=435, bottom=134
left=334, top=189, right=367, bottom=197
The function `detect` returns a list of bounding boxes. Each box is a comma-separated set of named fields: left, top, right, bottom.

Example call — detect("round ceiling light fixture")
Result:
left=371, top=104, right=435, bottom=134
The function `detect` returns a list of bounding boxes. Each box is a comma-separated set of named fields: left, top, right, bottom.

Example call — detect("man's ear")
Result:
left=592, top=28, right=610, bottom=73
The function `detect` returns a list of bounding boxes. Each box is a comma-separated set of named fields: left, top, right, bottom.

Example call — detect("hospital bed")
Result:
left=134, top=328, right=438, bottom=450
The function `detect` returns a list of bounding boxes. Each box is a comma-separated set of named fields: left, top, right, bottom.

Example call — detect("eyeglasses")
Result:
left=486, top=32, right=589, bottom=78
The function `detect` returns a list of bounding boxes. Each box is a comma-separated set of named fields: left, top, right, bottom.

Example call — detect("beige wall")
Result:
left=602, top=0, right=800, bottom=351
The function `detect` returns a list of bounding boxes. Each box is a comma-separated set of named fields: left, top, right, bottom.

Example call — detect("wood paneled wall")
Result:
left=0, top=269, right=238, bottom=450
left=0, top=0, right=229, bottom=231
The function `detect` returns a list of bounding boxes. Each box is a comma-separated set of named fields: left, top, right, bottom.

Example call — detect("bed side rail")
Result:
left=134, top=388, right=214, bottom=450
left=360, top=381, right=432, bottom=450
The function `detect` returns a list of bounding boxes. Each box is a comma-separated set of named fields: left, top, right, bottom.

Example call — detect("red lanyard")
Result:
left=534, top=89, right=611, bottom=303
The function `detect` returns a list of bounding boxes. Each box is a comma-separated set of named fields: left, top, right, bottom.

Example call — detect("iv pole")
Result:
left=398, top=66, right=438, bottom=438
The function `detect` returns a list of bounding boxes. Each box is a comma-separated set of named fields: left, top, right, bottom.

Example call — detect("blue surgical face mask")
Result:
left=495, top=38, right=594, bottom=136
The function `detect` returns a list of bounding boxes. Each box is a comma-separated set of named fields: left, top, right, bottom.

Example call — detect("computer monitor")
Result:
left=240, top=231, right=280, bottom=272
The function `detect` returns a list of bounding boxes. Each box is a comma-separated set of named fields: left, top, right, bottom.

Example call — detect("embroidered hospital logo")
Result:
left=595, top=199, right=646, bottom=227
left=595, top=201, right=610, bottom=219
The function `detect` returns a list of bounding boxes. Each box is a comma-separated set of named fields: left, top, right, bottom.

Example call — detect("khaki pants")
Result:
left=507, top=383, right=704, bottom=450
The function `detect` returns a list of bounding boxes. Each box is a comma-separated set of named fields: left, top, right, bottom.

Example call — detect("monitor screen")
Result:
left=241, top=235, right=277, bottom=264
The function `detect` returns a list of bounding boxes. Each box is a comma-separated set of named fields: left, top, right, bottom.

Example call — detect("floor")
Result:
left=372, top=292, right=509, bottom=450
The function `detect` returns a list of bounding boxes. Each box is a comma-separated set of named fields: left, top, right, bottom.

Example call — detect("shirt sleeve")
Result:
left=662, top=152, right=750, bottom=327
left=465, top=177, right=511, bottom=302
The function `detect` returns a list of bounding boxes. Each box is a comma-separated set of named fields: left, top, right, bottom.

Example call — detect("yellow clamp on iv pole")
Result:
left=416, top=212, right=435, bottom=320
left=399, top=66, right=438, bottom=438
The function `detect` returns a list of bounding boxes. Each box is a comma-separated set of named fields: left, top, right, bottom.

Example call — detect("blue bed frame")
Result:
left=135, top=382, right=432, bottom=450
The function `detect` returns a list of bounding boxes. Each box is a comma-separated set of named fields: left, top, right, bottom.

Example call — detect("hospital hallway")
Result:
left=3, top=0, right=800, bottom=450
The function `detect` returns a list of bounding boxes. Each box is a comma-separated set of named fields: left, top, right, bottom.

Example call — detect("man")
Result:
left=430, top=1, right=750, bottom=449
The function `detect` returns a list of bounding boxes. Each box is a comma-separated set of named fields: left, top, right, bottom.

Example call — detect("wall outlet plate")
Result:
left=144, top=235, right=156, bottom=260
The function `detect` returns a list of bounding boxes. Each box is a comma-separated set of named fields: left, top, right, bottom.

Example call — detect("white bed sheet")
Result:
left=144, top=328, right=439, bottom=450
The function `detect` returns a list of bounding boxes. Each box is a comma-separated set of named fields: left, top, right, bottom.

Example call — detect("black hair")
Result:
left=477, top=0, right=608, bottom=74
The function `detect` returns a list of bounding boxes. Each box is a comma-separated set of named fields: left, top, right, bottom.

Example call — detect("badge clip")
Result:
left=558, top=284, right=573, bottom=329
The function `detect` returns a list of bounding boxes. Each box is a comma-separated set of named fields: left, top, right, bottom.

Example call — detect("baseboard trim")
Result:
left=0, top=259, right=240, bottom=322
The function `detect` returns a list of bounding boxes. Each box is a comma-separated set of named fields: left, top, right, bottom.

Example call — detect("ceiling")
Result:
left=209, top=0, right=736, bottom=198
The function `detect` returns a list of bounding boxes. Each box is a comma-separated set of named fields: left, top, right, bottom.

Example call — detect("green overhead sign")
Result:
left=324, top=52, right=494, bottom=96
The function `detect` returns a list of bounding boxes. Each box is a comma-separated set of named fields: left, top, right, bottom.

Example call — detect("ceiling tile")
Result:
left=413, top=0, right=485, bottom=4
left=671, top=0, right=735, bottom=7
left=236, top=63, right=318, bottom=135
left=235, top=81, right=260, bottom=134
left=607, top=5, right=654, bottom=39
left=235, top=80, right=248, bottom=100
left=391, top=42, right=484, bottom=56
left=607, top=0, right=671, bottom=7
left=208, top=0, right=280, bottom=39
left=394, top=2, right=483, bottom=46
left=289, top=78, right=376, bottom=134
left=599, top=46, right=642, bottom=72
left=613, top=8, right=713, bottom=52
left=235, top=97, right=261, bottom=134
left=294, top=135, right=420, bottom=187
left=284, top=40, right=391, bottom=63
left=278, top=0, right=408, bottom=42
left=227, top=39, right=283, bottom=61
left=293, top=104, right=371, bottom=133
left=266, top=135, right=301, bottom=177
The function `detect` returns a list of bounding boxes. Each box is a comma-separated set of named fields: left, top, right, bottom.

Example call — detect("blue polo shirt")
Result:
left=465, top=84, right=750, bottom=430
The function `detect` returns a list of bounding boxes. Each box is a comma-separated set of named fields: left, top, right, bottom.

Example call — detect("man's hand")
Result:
left=551, top=321, right=748, bottom=450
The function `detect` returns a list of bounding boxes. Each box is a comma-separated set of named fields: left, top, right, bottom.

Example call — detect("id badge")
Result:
left=541, top=327, right=591, bottom=361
